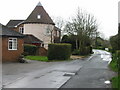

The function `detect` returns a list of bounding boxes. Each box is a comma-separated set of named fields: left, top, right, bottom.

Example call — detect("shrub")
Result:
left=110, top=50, right=120, bottom=72
left=48, top=43, right=71, bottom=60
left=21, top=52, right=29, bottom=56
left=94, top=46, right=105, bottom=50
left=116, top=50, right=120, bottom=73
left=108, top=47, right=113, bottom=53
left=80, top=46, right=90, bottom=55
left=24, top=44, right=37, bottom=55
left=72, top=49, right=80, bottom=55
left=116, top=50, right=120, bottom=57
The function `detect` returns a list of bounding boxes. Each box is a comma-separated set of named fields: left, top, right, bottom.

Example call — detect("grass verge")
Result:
left=111, top=76, right=120, bottom=89
left=109, top=53, right=120, bottom=89
left=25, top=56, right=71, bottom=62
left=25, top=56, right=48, bottom=62
left=109, top=59, right=118, bottom=72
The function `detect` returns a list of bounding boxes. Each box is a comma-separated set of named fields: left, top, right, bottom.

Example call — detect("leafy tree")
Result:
left=61, top=35, right=70, bottom=43
left=61, top=35, right=78, bottom=50
left=110, top=35, right=118, bottom=52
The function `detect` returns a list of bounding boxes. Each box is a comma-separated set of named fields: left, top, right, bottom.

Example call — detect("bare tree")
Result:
left=64, top=9, right=98, bottom=50
left=52, top=16, right=65, bottom=30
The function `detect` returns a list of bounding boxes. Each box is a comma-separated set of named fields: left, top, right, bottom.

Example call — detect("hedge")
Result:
left=24, top=44, right=37, bottom=55
left=48, top=43, right=71, bottom=60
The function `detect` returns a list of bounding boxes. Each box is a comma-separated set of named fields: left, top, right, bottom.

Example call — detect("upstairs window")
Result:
left=19, top=27, right=24, bottom=34
left=8, top=38, right=17, bottom=50
left=46, top=26, right=51, bottom=35
left=37, top=15, right=41, bottom=19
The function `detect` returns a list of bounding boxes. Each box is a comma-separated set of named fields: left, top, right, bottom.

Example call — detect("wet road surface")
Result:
left=60, top=50, right=116, bottom=88
left=2, top=50, right=116, bottom=88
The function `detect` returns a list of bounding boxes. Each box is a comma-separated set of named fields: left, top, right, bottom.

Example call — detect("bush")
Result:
left=80, top=46, right=90, bottom=55
left=48, top=43, right=71, bottom=60
left=24, top=44, right=37, bottom=55
left=72, top=49, right=80, bottom=55
left=116, top=50, right=120, bottom=73
left=94, top=46, right=105, bottom=50
left=110, top=50, right=120, bottom=72
left=116, top=50, right=120, bottom=57
left=108, top=47, right=113, bottom=53
left=21, top=52, right=29, bottom=56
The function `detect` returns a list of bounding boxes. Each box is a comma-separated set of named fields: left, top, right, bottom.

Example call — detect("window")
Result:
left=46, top=26, right=52, bottom=35
left=46, top=27, right=50, bottom=34
left=37, top=15, right=41, bottom=19
left=8, top=38, right=17, bottom=50
left=19, top=27, right=24, bottom=34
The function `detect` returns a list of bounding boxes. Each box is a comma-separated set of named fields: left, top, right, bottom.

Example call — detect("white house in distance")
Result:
left=6, top=2, right=61, bottom=48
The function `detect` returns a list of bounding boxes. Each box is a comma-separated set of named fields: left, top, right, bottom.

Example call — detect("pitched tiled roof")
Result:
left=6, top=20, right=24, bottom=27
left=24, top=34, right=43, bottom=44
left=0, top=23, right=24, bottom=37
left=24, top=2, right=55, bottom=25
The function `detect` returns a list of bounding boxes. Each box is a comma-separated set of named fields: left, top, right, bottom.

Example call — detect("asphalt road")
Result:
left=60, top=50, right=116, bottom=88
left=2, top=50, right=116, bottom=89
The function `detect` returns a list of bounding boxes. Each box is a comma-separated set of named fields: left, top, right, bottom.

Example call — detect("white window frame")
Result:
left=8, top=38, right=17, bottom=50
left=19, top=27, right=24, bottom=34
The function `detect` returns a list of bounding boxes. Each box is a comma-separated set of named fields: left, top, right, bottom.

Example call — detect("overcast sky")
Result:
left=0, top=0, right=119, bottom=39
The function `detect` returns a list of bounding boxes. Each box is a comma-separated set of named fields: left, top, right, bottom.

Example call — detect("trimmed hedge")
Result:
left=24, top=44, right=37, bottom=55
left=48, top=43, right=71, bottom=60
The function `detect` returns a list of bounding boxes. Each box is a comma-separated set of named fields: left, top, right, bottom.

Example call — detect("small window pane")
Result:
left=19, top=27, right=24, bottom=34
left=9, top=42, right=12, bottom=49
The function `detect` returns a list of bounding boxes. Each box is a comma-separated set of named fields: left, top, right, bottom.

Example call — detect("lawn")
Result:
left=25, top=56, right=48, bottom=62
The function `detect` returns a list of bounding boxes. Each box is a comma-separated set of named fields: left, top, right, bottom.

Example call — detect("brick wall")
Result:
left=2, top=37, right=24, bottom=62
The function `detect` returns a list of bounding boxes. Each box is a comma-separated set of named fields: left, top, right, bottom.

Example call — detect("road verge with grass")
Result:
left=109, top=53, right=120, bottom=90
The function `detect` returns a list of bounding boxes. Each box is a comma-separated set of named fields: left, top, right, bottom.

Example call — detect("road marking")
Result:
left=87, top=55, right=94, bottom=61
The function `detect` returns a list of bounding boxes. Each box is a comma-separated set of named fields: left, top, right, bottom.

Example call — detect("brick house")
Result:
left=0, top=24, right=24, bottom=62
left=6, top=2, right=61, bottom=49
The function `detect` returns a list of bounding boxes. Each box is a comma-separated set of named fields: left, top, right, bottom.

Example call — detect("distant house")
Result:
left=6, top=2, right=61, bottom=49
left=0, top=23, right=24, bottom=62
